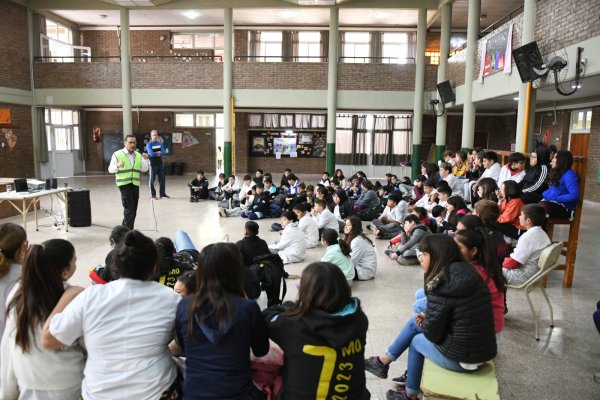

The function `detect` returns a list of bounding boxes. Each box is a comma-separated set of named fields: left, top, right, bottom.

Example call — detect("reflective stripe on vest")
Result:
left=115, top=150, right=142, bottom=186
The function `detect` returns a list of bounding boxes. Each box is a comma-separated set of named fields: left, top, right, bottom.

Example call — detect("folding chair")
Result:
left=507, top=242, right=563, bottom=340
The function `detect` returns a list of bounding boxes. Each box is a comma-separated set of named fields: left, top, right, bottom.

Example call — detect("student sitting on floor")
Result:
left=439, top=162, right=463, bottom=197
left=409, top=175, right=426, bottom=205
left=269, top=211, right=306, bottom=265
left=320, top=228, right=356, bottom=283
left=208, top=173, right=227, bottom=201
left=412, top=206, right=437, bottom=233
left=385, top=215, right=431, bottom=266
left=344, top=216, right=377, bottom=281
left=294, top=203, right=319, bottom=249
left=372, top=193, right=407, bottom=240
left=312, top=199, right=339, bottom=239
left=355, top=180, right=380, bottom=210
left=173, top=270, right=197, bottom=297
left=502, top=204, right=551, bottom=286
left=236, top=220, right=270, bottom=267
left=154, top=237, right=196, bottom=289
left=333, top=189, right=355, bottom=232
left=438, top=196, right=469, bottom=234
left=188, top=170, right=209, bottom=202
left=89, top=224, right=130, bottom=285
left=319, top=171, right=331, bottom=187
left=416, top=180, right=438, bottom=211
left=241, top=183, right=270, bottom=220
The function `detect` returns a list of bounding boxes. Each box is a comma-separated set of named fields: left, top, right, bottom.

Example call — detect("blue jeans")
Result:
left=149, top=164, right=166, bottom=197
left=405, top=334, right=467, bottom=396
left=385, top=315, right=422, bottom=362
left=594, top=300, right=600, bottom=334
left=174, top=230, right=196, bottom=253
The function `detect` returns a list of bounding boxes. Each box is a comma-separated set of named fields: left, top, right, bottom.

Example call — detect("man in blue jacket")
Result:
left=146, top=130, right=169, bottom=199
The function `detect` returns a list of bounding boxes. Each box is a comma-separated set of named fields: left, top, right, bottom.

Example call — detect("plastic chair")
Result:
left=507, top=242, right=563, bottom=340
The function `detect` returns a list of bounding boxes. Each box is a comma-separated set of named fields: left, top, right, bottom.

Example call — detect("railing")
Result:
left=34, top=55, right=120, bottom=62
left=131, top=55, right=223, bottom=62
left=234, top=55, right=327, bottom=62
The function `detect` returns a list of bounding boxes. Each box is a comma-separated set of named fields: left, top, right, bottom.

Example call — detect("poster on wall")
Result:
left=2, top=129, right=16, bottom=152
left=479, top=24, right=513, bottom=81
left=249, top=131, right=326, bottom=158
left=172, top=132, right=183, bottom=144
left=273, top=137, right=297, bottom=155
left=182, top=131, right=199, bottom=148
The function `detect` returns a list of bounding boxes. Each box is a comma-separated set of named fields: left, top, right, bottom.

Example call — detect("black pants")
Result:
left=119, top=184, right=139, bottom=229
left=493, top=222, right=523, bottom=240
left=539, top=201, right=571, bottom=220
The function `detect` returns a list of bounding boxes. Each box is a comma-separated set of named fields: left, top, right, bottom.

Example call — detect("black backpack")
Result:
left=249, top=253, right=287, bottom=307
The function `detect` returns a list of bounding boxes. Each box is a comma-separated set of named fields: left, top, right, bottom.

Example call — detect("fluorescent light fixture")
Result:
left=285, top=129, right=294, bottom=134
left=298, top=0, right=335, bottom=5
left=513, top=97, right=520, bottom=101
left=182, top=10, right=200, bottom=19
left=279, top=10, right=298, bottom=19
left=374, top=12, right=388, bottom=20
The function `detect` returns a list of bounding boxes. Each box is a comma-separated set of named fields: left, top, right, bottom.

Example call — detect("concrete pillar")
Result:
left=412, top=8, right=427, bottom=179
left=515, top=0, right=537, bottom=152
left=120, top=9, right=132, bottom=138
left=326, top=6, right=339, bottom=175
left=435, top=3, right=452, bottom=163
left=460, top=0, right=480, bottom=151
left=223, top=7, right=233, bottom=176
left=27, top=9, right=40, bottom=177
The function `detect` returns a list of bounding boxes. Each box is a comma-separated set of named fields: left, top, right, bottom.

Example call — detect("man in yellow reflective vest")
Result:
left=108, top=135, right=150, bottom=229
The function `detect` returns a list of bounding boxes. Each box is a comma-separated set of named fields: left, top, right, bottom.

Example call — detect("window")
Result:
left=298, top=31, right=321, bottom=62
left=172, top=32, right=225, bottom=59
left=425, top=51, right=441, bottom=65
left=175, top=112, right=219, bottom=128
left=570, top=109, right=592, bottom=132
left=45, top=19, right=73, bottom=61
left=342, top=32, right=370, bottom=63
left=259, top=31, right=283, bottom=62
left=382, top=32, right=409, bottom=64
left=45, top=108, right=80, bottom=151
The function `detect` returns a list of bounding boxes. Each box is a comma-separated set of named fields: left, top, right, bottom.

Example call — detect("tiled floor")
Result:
left=5, top=174, right=600, bottom=399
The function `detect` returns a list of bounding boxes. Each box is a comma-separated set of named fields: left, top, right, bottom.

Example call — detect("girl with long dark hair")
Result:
left=442, top=196, right=469, bottom=233
left=519, top=147, right=550, bottom=203
left=176, top=242, right=269, bottom=400
left=321, top=228, right=355, bottom=283
left=0, top=223, right=27, bottom=338
left=264, top=262, right=370, bottom=400
left=2, top=239, right=84, bottom=399
left=495, top=180, right=526, bottom=240
left=540, top=150, right=580, bottom=219
left=344, top=216, right=377, bottom=280
left=365, top=235, right=496, bottom=400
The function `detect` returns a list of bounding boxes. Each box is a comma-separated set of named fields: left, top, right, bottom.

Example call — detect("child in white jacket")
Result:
left=294, top=204, right=320, bottom=248
left=269, top=211, right=307, bottom=264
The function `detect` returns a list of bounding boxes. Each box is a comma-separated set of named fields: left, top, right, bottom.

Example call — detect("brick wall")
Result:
left=80, top=30, right=120, bottom=59
left=0, top=104, right=34, bottom=178
left=533, top=110, right=569, bottom=149
left=131, top=62, right=223, bottom=89
left=84, top=111, right=216, bottom=174
left=233, top=62, right=328, bottom=90
left=34, top=62, right=122, bottom=88
left=234, top=112, right=249, bottom=173
left=234, top=30, right=249, bottom=59
left=338, top=64, right=438, bottom=91
left=0, top=2, right=29, bottom=91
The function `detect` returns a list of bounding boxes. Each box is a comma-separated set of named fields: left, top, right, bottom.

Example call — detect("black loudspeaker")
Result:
left=436, top=80, right=456, bottom=104
left=512, top=41, right=544, bottom=83
left=67, top=189, right=92, bottom=227
left=51, top=178, right=58, bottom=189
left=45, top=179, right=51, bottom=190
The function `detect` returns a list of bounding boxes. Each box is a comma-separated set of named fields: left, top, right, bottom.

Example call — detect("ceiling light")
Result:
left=374, top=12, right=388, bottom=20
left=182, top=10, right=200, bottom=19
left=279, top=10, right=298, bottom=19
left=298, top=0, right=335, bottom=5
left=513, top=97, right=519, bottom=101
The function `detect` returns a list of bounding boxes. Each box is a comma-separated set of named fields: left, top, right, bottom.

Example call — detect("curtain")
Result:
left=392, top=115, right=413, bottom=164
left=291, top=31, right=299, bottom=61
left=320, top=30, right=329, bottom=62
left=372, top=115, right=394, bottom=165
left=36, top=107, right=48, bottom=163
left=280, top=114, right=293, bottom=128
left=295, top=114, right=310, bottom=129
left=31, top=13, right=46, bottom=59
left=407, top=32, right=417, bottom=63
left=352, top=115, right=368, bottom=165
left=370, top=32, right=382, bottom=63
left=264, top=114, right=279, bottom=128
left=335, top=115, right=353, bottom=164
left=249, top=31, right=261, bottom=61
left=282, top=31, right=293, bottom=60
left=78, top=110, right=87, bottom=161
left=248, top=114, right=262, bottom=128
left=311, top=114, right=326, bottom=129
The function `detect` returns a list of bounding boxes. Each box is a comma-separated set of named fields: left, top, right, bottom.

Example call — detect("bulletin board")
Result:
left=249, top=131, right=326, bottom=158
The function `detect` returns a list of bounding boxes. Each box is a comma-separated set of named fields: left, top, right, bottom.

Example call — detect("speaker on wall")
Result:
left=436, top=80, right=456, bottom=104
left=67, top=189, right=92, bottom=227
left=512, top=41, right=544, bottom=83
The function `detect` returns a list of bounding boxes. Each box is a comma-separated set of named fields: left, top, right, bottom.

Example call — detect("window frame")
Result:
left=174, top=112, right=222, bottom=128
left=44, top=107, right=80, bottom=152
left=569, top=109, right=592, bottom=133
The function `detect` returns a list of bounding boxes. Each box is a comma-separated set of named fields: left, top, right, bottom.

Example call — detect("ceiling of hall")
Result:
left=429, top=0, right=524, bottom=30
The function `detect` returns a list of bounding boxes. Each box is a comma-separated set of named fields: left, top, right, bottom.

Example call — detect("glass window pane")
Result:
left=54, top=127, right=70, bottom=151
left=44, top=108, right=49, bottom=122
left=73, top=127, right=80, bottom=150
left=61, top=110, right=72, bottom=125
left=298, top=31, right=321, bottom=42
left=585, top=111, right=592, bottom=130
left=344, top=32, right=370, bottom=43
left=72, top=111, right=79, bottom=125
left=173, top=34, right=194, bottom=49
left=261, top=31, right=282, bottom=41
left=196, top=114, right=215, bottom=127
left=214, top=33, right=225, bottom=49
left=383, top=32, right=408, bottom=44
left=45, top=126, right=52, bottom=151
left=175, top=113, right=195, bottom=127
left=51, top=108, right=62, bottom=125
left=194, top=33, right=214, bottom=48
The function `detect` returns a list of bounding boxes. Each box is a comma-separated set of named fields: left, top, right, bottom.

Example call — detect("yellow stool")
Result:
left=421, top=359, right=499, bottom=400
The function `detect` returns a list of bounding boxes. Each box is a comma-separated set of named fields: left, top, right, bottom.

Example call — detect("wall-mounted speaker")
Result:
left=512, top=41, right=544, bottom=83
left=436, top=80, right=456, bottom=104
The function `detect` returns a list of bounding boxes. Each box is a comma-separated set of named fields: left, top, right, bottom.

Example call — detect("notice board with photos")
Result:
left=249, top=131, right=326, bottom=158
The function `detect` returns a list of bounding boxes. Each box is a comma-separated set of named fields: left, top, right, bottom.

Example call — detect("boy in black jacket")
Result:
left=188, top=170, right=209, bottom=202
left=243, top=183, right=270, bottom=220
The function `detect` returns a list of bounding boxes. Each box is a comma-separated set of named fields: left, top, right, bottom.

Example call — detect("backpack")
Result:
left=249, top=253, right=287, bottom=307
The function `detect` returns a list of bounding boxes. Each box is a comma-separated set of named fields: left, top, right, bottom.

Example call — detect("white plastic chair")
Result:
left=507, top=242, right=563, bottom=340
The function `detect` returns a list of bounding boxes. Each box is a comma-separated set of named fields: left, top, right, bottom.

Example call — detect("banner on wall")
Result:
left=182, top=131, right=199, bottom=148
left=478, top=24, right=513, bottom=83
left=2, top=129, right=16, bottom=152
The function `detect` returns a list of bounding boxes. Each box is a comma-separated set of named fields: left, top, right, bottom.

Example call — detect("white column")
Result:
left=326, top=6, right=339, bottom=174
left=120, top=8, right=132, bottom=137
left=515, top=0, right=537, bottom=152
left=411, top=8, right=427, bottom=178
left=223, top=7, right=233, bottom=175
left=461, top=0, right=480, bottom=150
left=435, top=3, right=452, bottom=161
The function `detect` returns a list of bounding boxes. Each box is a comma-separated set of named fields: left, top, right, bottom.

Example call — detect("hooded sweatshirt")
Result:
left=263, top=298, right=370, bottom=400
left=176, top=295, right=269, bottom=400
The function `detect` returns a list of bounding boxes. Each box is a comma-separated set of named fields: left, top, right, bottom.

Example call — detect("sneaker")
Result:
left=152, top=195, right=159, bottom=200
left=364, top=356, right=389, bottom=379
left=218, top=207, right=227, bottom=218
left=386, top=389, right=411, bottom=400
left=161, top=195, right=170, bottom=199
left=392, top=370, right=407, bottom=386
left=384, top=249, right=396, bottom=258
left=397, top=257, right=419, bottom=266
left=189, top=196, right=195, bottom=203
